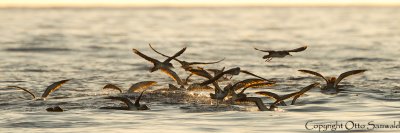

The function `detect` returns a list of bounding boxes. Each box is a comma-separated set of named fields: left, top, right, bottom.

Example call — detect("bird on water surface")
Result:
left=101, top=90, right=150, bottom=110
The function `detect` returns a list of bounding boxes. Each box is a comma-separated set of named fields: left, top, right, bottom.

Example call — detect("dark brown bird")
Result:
left=46, top=106, right=64, bottom=112
left=6, top=79, right=70, bottom=100
left=230, top=80, right=274, bottom=100
left=298, top=69, right=367, bottom=94
left=132, top=47, right=186, bottom=85
left=256, top=83, right=320, bottom=105
left=149, top=44, right=225, bottom=71
left=226, top=79, right=275, bottom=111
left=101, top=91, right=149, bottom=110
left=234, top=83, right=302, bottom=111
left=102, top=81, right=157, bottom=93
left=194, top=68, right=275, bottom=107
left=185, top=68, right=219, bottom=92
left=199, top=67, right=241, bottom=86
left=206, top=67, right=233, bottom=81
left=254, top=46, right=307, bottom=62
left=185, top=67, right=241, bottom=106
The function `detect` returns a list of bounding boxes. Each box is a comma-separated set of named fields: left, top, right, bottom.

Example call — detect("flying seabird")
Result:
left=234, top=82, right=299, bottom=111
left=256, top=83, right=320, bottom=105
left=254, top=46, right=307, bottom=62
left=188, top=67, right=241, bottom=106
left=132, top=47, right=186, bottom=85
left=102, top=81, right=157, bottom=93
left=6, top=79, right=70, bottom=100
left=149, top=44, right=225, bottom=71
left=193, top=67, right=275, bottom=107
left=298, top=69, right=367, bottom=94
left=206, top=67, right=233, bottom=81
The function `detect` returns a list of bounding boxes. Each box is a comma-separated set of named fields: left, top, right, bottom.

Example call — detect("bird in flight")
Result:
left=6, top=79, right=70, bottom=100
left=132, top=47, right=186, bottom=85
left=256, top=83, right=320, bottom=106
left=254, top=46, right=307, bottom=62
left=102, top=81, right=157, bottom=93
left=149, top=44, right=224, bottom=71
left=298, top=69, right=367, bottom=94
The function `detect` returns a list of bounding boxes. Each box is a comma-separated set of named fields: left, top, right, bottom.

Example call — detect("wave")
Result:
left=5, top=47, right=71, bottom=52
left=342, top=57, right=394, bottom=62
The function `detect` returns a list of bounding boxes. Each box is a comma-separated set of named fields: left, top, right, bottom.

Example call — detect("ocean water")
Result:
left=0, top=7, right=400, bottom=132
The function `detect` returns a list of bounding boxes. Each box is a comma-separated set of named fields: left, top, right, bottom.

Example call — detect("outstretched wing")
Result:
left=335, top=70, right=367, bottom=87
left=163, top=47, right=187, bottom=63
left=127, top=81, right=157, bottom=93
left=134, top=91, right=146, bottom=107
left=168, top=84, right=181, bottom=90
left=200, top=67, right=240, bottom=86
left=148, top=44, right=169, bottom=58
left=132, top=48, right=160, bottom=64
left=187, top=83, right=214, bottom=91
left=206, top=68, right=222, bottom=74
left=102, top=84, right=122, bottom=93
left=240, top=70, right=276, bottom=83
left=7, top=86, right=36, bottom=99
left=236, top=97, right=269, bottom=111
left=223, top=67, right=241, bottom=76
left=273, top=92, right=298, bottom=106
left=232, top=78, right=271, bottom=91
left=149, top=44, right=183, bottom=63
left=188, top=68, right=213, bottom=79
left=256, top=91, right=287, bottom=106
left=291, top=83, right=319, bottom=105
left=239, top=82, right=275, bottom=94
left=254, top=47, right=274, bottom=52
left=286, top=46, right=307, bottom=52
left=42, top=79, right=70, bottom=98
left=105, top=96, right=135, bottom=108
left=160, top=67, right=184, bottom=85
left=256, top=91, right=281, bottom=101
left=187, top=58, right=225, bottom=65
left=298, top=69, right=328, bottom=84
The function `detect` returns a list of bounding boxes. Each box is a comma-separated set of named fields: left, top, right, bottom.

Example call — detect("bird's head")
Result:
left=328, top=77, right=337, bottom=83
left=166, top=62, right=174, bottom=68
left=209, top=93, right=216, bottom=99
left=149, top=67, right=158, bottom=72
left=262, top=55, right=271, bottom=59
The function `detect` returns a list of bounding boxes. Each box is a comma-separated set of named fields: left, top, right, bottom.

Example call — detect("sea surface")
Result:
left=0, top=7, right=400, bottom=133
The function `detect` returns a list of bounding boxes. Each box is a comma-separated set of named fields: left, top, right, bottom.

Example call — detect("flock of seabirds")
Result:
left=5, top=44, right=367, bottom=112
